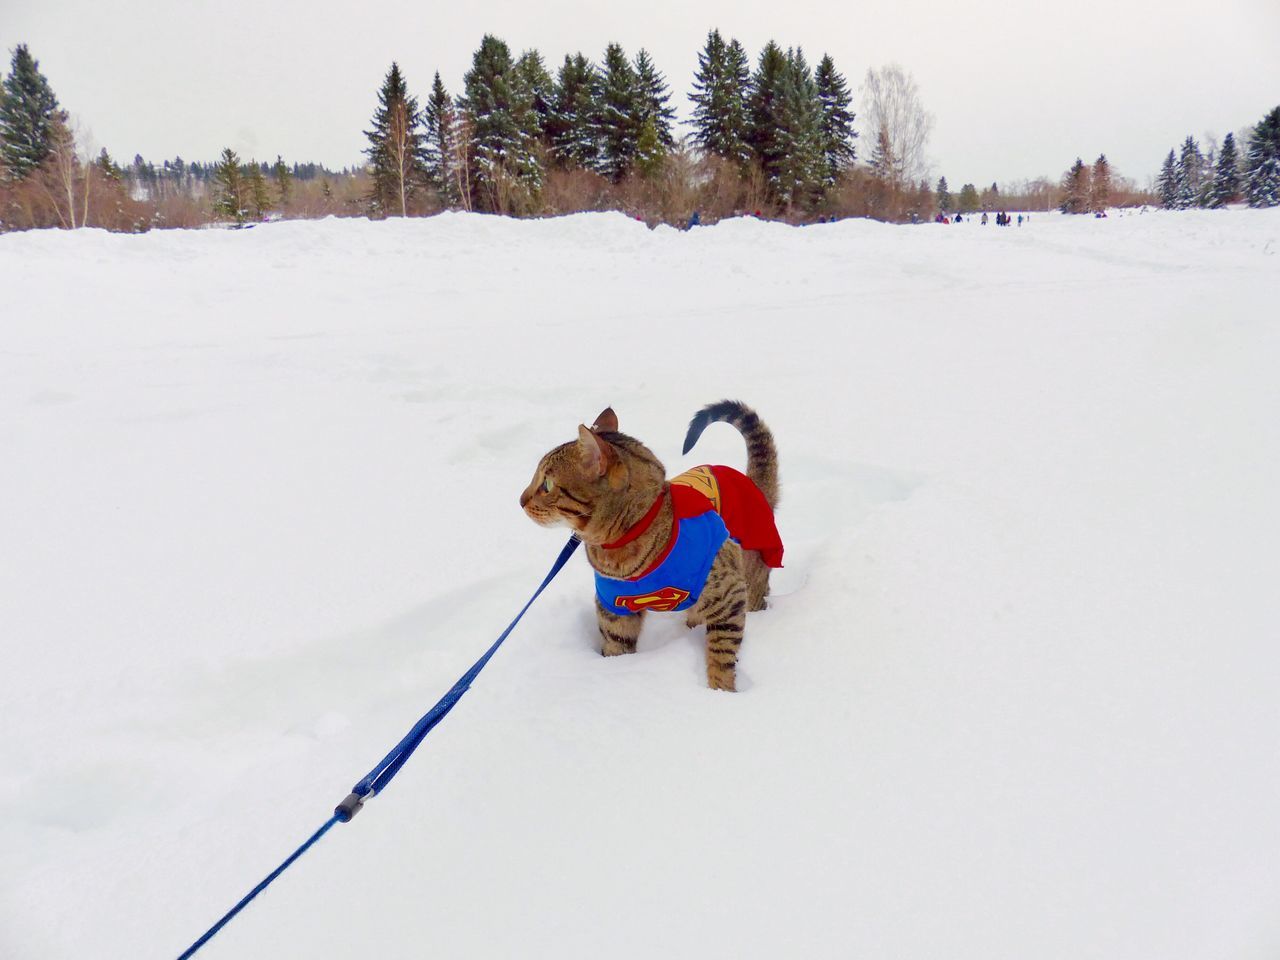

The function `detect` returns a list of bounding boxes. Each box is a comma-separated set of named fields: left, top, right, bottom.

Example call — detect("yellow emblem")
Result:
left=671, top=466, right=721, bottom=512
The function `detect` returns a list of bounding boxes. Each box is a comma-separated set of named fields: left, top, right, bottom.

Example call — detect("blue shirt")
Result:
left=594, top=510, right=729, bottom=615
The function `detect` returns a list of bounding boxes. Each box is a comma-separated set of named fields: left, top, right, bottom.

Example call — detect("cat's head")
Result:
left=520, top=407, right=666, bottom=541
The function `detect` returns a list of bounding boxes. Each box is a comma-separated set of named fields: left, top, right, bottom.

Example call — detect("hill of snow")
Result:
left=2, top=209, right=1279, bottom=959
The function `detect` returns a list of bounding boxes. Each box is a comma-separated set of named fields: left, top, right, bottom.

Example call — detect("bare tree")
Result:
left=861, top=65, right=934, bottom=188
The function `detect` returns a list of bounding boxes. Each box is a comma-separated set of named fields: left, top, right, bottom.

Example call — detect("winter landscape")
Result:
left=2, top=206, right=1279, bottom=959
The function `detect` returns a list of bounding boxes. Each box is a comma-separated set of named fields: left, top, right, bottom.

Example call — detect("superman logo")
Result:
left=614, top=586, right=691, bottom=612
left=672, top=466, right=721, bottom=512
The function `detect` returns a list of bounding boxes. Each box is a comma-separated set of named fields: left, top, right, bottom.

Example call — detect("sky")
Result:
left=4, top=0, right=1279, bottom=188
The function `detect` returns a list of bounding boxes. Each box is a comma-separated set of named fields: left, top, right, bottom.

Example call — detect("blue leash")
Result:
left=176, top=534, right=581, bottom=960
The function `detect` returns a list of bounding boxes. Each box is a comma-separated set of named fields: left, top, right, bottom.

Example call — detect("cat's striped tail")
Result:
left=682, top=400, right=780, bottom=509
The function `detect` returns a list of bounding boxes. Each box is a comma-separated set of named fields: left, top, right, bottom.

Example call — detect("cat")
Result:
left=520, top=400, right=782, bottom=691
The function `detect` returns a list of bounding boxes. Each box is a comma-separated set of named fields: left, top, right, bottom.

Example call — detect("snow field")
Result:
left=1, top=208, right=1279, bottom=959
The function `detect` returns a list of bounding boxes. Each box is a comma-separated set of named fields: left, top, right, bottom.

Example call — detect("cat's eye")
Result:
left=541, top=477, right=554, bottom=494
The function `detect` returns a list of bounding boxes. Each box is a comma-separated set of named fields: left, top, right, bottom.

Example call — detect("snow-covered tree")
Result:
left=1174, top=136, right=1205, bottom=210
left=1156, top=149, right=1177, bottom=209
left=596, top=43, right=640, bottom=182
left=1206, top=131, right=1240, bottom=208
left=814, top=53, right=856, bottom=188
left=460, top=35, right=543, bottom=214
left=547, top=53, right=601, bottom=170
left=0, top=44, right=62, bottom=180
left=633, top=48, right=675, bottom=150
left=689, top=30, right=750, bottom=165
left=1244, top=105, right=1280, bottom=208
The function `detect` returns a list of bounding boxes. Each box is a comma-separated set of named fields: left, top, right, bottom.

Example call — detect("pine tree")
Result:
left=423, top=72, right=458, bottom=204
left=513, top=50, right=554, bottom=141
left=1156, top=149, right=1178, bottom=209
left=689, top=30, right=750, bottom=165
left=957, top=183, right=979, bottom=213
left=364, top=62, right=427, bottom=217
left=814, top=53, right=856, bottom=188
left=1060, top=158, right=1088, bottom=213
left=868, top=125, right=896, bottom=182
left=1244, top=105, right=1280, bottom=208
left=212, top=147, right=247, bottom=223
left=597, top=43, right=641, bottom=182
left=771, top=48, right=824, bottom=208
left=273, top=154, right=293, bottom=207
left=1089, top=154, right=1111, bottom=212
left=635, top=116, right=665, bottom=179
left=0, top=44, right=62, bottom=180
left=548, top=53, right=601, bottom=170
left=633, top=49, right=675, bottom=149
left=248, top=160, right=271, bottom=220
left=460, top=34, right=543, bottom=214
left=1174, top=136, right=1204, bottom=210
left=746, top=41, right=790, bottom=188
left=936, top=176, right=951, bottom=212
left=1207, top=131, right=1240, bottom=207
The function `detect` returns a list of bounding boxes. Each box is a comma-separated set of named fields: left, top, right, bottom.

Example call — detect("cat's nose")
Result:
left=519, top=490, right=531, bottom=508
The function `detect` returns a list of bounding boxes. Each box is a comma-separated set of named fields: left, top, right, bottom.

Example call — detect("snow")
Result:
left=2, top=208, right=1279, bottom=960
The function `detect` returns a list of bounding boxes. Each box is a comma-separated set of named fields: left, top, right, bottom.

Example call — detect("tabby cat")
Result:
left=520, top=400, right=782, bottom=691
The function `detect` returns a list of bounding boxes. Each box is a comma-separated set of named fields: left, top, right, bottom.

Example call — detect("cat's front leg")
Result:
left=595, top=597, right=643, bottom=656
left=697, top=546, right=749, bottom=691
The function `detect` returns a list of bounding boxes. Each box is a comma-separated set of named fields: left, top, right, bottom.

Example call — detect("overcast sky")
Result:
left=5, top=0, right=1279, bottom=187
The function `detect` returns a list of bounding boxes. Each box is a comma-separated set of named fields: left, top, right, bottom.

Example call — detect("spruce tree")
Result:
left=814, top=54, right=856, bottom=189
left=1089, top=154, right=1111, bottom=212
left=212, top=147, right=247, bottom=223
left=423, top=72, right=458, bottom=204
left=635, top=116, right=665, bottom=179
left=868, top=125, right=896, bottom=182
left=460, top=34, right=543, bottom=213
left=1060, top=158, right=1088, bottom=213
left=513, top=50, right=554, bottom=141
left=0, top=44, right=62, bottom=180
left=248, top=161, right=271, bottom=220
left=1207, top=131, right=1240, bottom=207
left=957, top=183, right=979, bottom=213
left=633, top=49, right=675, bottom=149
left=596, top=43, right=641, bottom=182
left=1156, top=149, right=1177, bottom=209
left=273, top=154, right=292, bottom=207
left=771, top=48, right=824, bottom=208
left=689, top=30, right=750, bottom=165
left=1174, top=136, right=1204, bottom=210
left=548, top=53, right=601, bottom=170
left=364, top=62, right=427, bottom=217
left=936, top=176, right=951, bottom=213
left=1244, top=105, right=1280, bottom=208
left=746, top=41, right=790, bottom=188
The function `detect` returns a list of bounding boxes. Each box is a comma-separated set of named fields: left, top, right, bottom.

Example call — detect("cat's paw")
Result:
left=707, top=667, right=737, bottom=692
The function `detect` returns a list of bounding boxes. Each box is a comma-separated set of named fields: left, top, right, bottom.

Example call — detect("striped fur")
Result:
left=521, top=403, right=781, bottom=691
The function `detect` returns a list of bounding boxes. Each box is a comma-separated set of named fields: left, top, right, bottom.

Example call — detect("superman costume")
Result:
left=594, top=465, right=784, bottom=616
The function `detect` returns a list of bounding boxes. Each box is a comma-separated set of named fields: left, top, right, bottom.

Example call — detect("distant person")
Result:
left=1017, top=214, right=1023, bottom=226
left=981, top=212, right=988, bottom=225
left=955, top=213, right=963, bottom=223
left=687, top=210, right=701, bottom=229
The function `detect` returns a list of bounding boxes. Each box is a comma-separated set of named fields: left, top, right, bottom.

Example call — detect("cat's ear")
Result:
left=578, top=423, right=614, bottom=477
left=592, top=407, right=618, bottom=433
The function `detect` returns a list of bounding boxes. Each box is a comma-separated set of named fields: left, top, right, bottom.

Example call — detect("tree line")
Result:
left=4, top=35, right=1279, bottom=233
left=354, top=32, right=860, bottom=220
left=1153, top=109, right=1280, bottom=210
